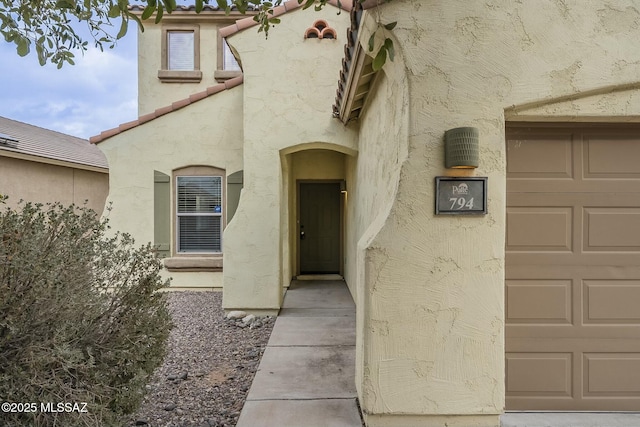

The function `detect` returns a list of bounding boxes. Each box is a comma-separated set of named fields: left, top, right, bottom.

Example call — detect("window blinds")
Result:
left=177, top=176, right=222, bottom=252
left=223, top=41, right=241, bottom=71
left=168, top=31, right=195, bottom=71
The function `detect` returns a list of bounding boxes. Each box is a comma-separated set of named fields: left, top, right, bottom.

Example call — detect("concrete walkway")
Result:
left=236, top=280, right=362, bottom=427
left=236, top=280, right=640, bottom=427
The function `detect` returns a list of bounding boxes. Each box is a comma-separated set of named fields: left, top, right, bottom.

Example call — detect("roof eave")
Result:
left=0, top=147, right=108, bottom=173
left=333, top=3, right=380, bottom=124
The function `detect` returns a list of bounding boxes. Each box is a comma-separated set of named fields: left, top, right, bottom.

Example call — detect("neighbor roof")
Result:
left=0, top=116, right=108, bottom=170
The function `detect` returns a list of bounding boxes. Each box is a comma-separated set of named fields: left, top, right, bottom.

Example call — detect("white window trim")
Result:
left=175, top=175, right=223, bottom=254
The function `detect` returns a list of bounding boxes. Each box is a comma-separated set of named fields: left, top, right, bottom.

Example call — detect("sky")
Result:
left=0, top=25, right=139, bottom=140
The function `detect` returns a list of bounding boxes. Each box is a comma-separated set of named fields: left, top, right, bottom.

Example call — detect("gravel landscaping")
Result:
left=126, top=291, right=274, bottom=427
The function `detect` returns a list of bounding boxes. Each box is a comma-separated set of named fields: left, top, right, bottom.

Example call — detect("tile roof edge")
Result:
left=0, top=115, right=90, bottom=144
left=219, top=0, right=352, bottom=39
left=90, top=75, right=244, bottom=144
left=0, top=146, right=108, bottom=173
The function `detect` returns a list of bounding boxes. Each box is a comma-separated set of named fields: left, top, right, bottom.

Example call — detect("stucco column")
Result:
left=222, top=151, right=283, bottom=314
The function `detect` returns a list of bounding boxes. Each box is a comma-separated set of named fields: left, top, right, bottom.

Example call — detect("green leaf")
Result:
left=108, top=4, right=120, bottom=18
left=232, top=0, right=247, bottom=13
left=128, top=11, right=143, bottom=30
left=165, top=0, right=176, bottom=13
left=217, top=0, right=228, bottom=10
left=141, top=5, right=155, bottom=20
left=372, top=46, right=387, bottom=71
left=116, top=18, right=128, bottom=39
left=268, top=17, right=280, bottom=24
left=195, top=0, right=204, bottom=13
left=155, top=3, right=163, bottom=23
left=384, top=38, right=394, bottom=61
left=302, top=0, right=314, bottom=10
left=367, top=32, right=374, bottom=52
left=36, top=44, right=47, bottom=66
left=55, top=0, right=76, bottom=9
left=16, top=38, right=29, bottom=57
left=384, top=21, right=397, bottom=31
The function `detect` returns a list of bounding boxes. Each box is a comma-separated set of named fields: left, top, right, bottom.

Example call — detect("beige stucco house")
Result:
left=0, top=116, right=108, bottom=213
left=91, top=1, right=640, bottom=425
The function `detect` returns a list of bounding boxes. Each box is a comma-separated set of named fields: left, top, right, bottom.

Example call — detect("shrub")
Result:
left=0, top=200, right=172, bottom=427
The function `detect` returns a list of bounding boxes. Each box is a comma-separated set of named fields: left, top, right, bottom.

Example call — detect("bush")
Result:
left=0, top=201, right=172, bottom=427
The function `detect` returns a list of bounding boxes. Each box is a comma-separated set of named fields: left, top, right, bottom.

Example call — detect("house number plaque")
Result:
left=435, top=177, right=487, bottom=215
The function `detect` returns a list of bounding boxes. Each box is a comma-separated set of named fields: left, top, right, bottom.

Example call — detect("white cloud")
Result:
left=0, top=30, right=138, bottom=139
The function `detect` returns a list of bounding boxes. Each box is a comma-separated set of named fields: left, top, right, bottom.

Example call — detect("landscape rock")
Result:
left=242, top=314, right=256, bottom=325
left=126, top=292, right=274, bottom=427
left=226, top=310, right=247, bottom=320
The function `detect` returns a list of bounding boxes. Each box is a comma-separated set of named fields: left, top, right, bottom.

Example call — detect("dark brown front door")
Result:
left=299, top=182, right=341, bottom=274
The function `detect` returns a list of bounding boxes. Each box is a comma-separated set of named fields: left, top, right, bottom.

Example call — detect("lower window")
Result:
left=176, top=176, right=222, bottom=253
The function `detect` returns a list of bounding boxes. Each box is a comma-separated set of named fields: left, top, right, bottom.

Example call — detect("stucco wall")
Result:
left=222, top=5, right=358, bottom=312
left=0, top=156, right=108, bottom=214
left=137, top=16, right=239, bottom=116
left=354, top=1, right=640, bottom=425
left=97, top=86, right=244, bottom=289
left=340, top=35, right=410, bottom=407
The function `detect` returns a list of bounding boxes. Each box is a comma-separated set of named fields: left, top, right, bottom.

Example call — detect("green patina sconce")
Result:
left=444, top=127, right=479, bottom=169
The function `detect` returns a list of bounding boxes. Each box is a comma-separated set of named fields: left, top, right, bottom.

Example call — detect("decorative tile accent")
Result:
left=304, top=19, right=337, bottom=39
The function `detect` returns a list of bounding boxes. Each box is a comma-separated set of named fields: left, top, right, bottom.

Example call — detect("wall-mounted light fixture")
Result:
left=444, top=127, right=479, bottom=169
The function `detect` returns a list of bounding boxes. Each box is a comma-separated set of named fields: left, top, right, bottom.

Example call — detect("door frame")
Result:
left=296, top=179, right=345, bottom=276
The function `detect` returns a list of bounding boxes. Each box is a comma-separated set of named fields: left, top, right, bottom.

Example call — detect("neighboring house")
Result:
left=91, top=1, right=640, bottom=426
left=0, top=116, right=108, bottom=214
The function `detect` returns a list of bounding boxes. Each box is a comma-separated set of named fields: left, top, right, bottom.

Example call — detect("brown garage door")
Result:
left=506, top=123, right=640, bottom=410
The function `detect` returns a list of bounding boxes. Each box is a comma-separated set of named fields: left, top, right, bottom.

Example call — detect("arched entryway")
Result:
left=280, top=144, right=356, bottom=283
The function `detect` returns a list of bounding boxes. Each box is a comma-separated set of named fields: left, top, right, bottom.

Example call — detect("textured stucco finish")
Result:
left=137, top=15, right=241, bottom=116
left=222, top=5, right=357, bottom=311
left=97, top=86, right=243, bottom=289
left=97, top=0, right=640, bottom=423
left=0, top=156, right=108, bottom=214
left=350, top=0, right=640, bottom=422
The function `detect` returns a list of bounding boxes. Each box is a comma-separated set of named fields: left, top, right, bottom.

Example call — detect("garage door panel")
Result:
left=506, top=124, right=640, bottom=410
left=584, top=136, right=640, bottom=178
left=507, top=254, right=640, bottom=267
left=584, top=208, right=640, bottom=251
left=506, top=207, right=572, bottom=252
left=507, top=135, right=573, bottom=178
left=506, top=280, right=572, bottom=324
left=585, top=353, right=640, bottom=396
left=584, top=280, right=640, bottom=324
left=506, top=352, right=572, bottom=395
left=508, top=325, right=640, bottom=339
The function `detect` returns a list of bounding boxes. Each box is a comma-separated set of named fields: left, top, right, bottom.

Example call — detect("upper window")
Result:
left=214, top=36, right=242, bottom=82
left=222, top=41, right=241, bottom=71
left=159, top=25, right=202, bottom=82
left=176, top=176, right=222, bottom=253
left=168, top=31, right=195, bottom=70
